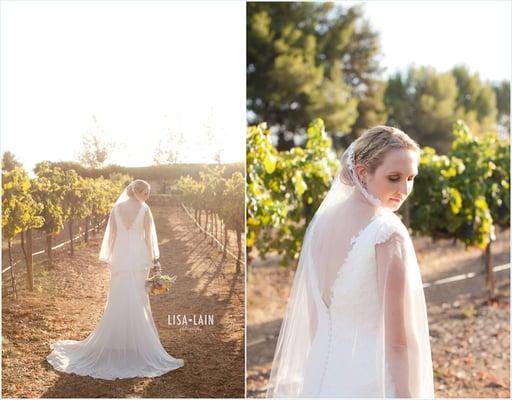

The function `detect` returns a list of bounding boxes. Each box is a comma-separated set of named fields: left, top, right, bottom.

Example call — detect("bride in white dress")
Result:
left=47, top=179, right=184, bottom=380
left=266, top=126, right=435, bottom=398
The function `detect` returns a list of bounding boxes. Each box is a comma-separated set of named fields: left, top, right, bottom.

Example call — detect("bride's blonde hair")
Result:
left=127, top=179, right=151, bottom=197
left=340, top=125, right=420, bottom=186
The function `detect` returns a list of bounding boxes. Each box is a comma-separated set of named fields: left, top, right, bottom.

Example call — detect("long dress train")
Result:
left=47, top=202, right=184, bottom=379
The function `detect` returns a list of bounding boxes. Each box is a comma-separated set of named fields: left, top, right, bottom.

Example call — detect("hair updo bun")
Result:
left=126, top=179, right=150, bottom=198
left=340, top=125, right=420, bottom=186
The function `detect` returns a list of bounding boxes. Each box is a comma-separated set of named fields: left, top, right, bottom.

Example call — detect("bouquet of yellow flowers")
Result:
left=145, top=272, right=177, bottom=295
left=145, top=259, right=177, bottom=295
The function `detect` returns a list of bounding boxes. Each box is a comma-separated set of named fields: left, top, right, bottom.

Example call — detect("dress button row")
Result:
left=317, top=309, right=333, bottom=395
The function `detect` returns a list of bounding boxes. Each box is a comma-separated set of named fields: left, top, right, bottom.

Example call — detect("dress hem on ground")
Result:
left=47, top=341, right=184, bottom=380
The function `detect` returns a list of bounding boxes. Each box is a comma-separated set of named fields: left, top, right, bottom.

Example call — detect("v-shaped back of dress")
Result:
left=115, top=202, right=146, bottom=234
left=110, top=202, right=152, bottom=272
left=307, top=199, right=386, bottom=309
left=301, top=209, right=404, bottom=397
left=266, top=185, right=434, bottom=398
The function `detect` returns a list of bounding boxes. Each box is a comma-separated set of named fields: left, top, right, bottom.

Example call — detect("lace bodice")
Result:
left=301, top=212, right=411, bottom=397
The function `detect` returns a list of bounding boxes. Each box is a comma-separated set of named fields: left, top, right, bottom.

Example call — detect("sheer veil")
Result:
left=265, top=143, right=434, bottom=398
left=98, top=184, right=160, bottom=265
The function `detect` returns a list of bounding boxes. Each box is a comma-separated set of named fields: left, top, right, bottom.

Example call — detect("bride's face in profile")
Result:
left=358, top=148, right=419, bottom=210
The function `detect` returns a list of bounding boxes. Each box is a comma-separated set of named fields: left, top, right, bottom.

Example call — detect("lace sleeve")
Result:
left=374, top=215, right=406, bottom=245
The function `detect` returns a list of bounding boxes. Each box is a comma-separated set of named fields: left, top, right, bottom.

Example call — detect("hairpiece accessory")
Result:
left=346, top=142, right=382, bottom=207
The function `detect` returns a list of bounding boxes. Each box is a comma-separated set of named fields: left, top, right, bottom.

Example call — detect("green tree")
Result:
left=176, top=170, right=244, bottom=270
left=246, top=119, right=339, bottom=266
left=176, top=175, right=202, bottom=217
left=80, top=178, right=96, bottom=243
left=222, top=172, right=244, bottom=272
left=1, top=151, right=23, bottom=172
left=32, top=162, right=69, bottom=265
left=2, top=166, right=44, bottom=297
left=247, top=2, right=385, bottom=150
left=452, top=65, right=497, bottom=136
left=89, top=177, right=118, bottom=235
left=410, top=120, right=509, bottom=298
left=199, top=166, right=226, bottom=243
left=492, top=79, right=510, bottom=135
left=385, top=65, right=499, bottom=154
left=385, top=66, right=459, bottom=153
left=61, top=170, right=88, bottom=256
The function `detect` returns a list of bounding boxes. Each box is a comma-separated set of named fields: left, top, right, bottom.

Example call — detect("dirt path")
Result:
left=2, top=205, right=245, bottom=398
left=246, top=230, right=510, bottom=398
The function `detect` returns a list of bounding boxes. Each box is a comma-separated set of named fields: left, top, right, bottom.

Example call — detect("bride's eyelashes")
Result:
left=387, top=175, right=416, bottom=183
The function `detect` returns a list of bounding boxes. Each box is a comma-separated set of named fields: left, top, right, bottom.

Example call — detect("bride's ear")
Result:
left=355, top=164, right=368, bottom=183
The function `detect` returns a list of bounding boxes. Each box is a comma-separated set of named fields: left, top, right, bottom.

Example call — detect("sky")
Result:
left=1, top=0, right=246, bottom=173
left=339, top=0, right=511, bottom=82
left=1, top=1, right=510, bottom=173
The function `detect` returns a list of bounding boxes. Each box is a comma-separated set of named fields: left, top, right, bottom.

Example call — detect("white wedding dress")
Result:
left=47, top=201, right=184, bottom=380
left=266, top=151, right=434, bottom=397
left=302, top=210, right=410, bottom=396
